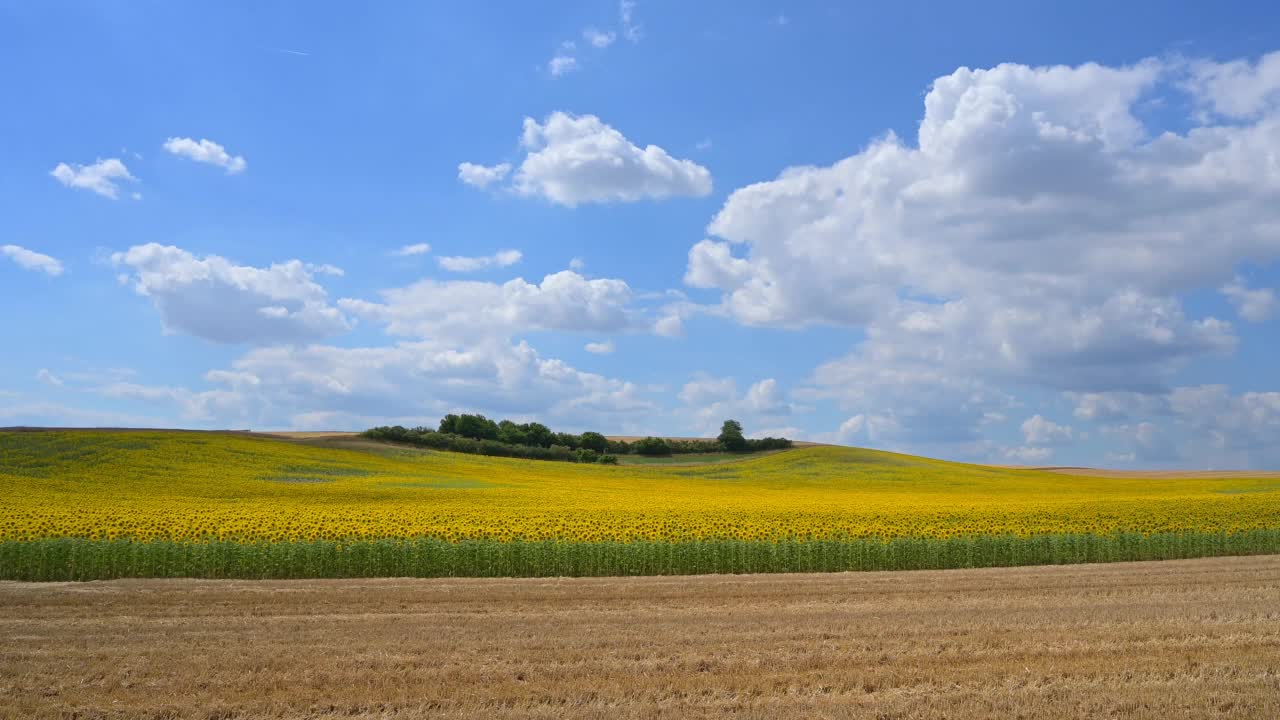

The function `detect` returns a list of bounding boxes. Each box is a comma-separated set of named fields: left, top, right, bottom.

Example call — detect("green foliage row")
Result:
left=363, top=418, right=791, bottom=462
left=361, top=426, right=620, bottom=464
left=3, top=530, right=1278, bottom=581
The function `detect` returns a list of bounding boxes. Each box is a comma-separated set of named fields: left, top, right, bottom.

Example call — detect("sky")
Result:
left=3, top=1, right=1280, bottom=469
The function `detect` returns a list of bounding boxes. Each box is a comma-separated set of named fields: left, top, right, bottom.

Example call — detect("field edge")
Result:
left=3, top=529, right=1279, bottom=581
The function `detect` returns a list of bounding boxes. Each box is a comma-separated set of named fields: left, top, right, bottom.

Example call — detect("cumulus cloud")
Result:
left=585, top=340, right=615, bottom=354
left=393, top=243, right=432, bottom=257
left=684, top=53, right=1280, bottom=450
left=162, top=137, right=247, bottom=174
left=461, top=112, right=712, bottom=206
left=1068, top=390, right=1166, bottom=421
left=1164, top=385, right=1280, bottom=466
left=1221, top=277, right=1276, bottom=322
left=1067, top=384, right=1280, bottom=467
left=1021, top=414, right=1073, bottom=445
left=676, top=375, right=794, bottom=436
left=339, top=270, right=634, bottom=343
left=652, top=314, right=684, bottom=337
left=111, top=243, right=350, bottom=345
left=2, top=245, right=64, bottom=276
left=437, top=249, right=523, bottom=272
left=457, top=162, right=512, bottom=188
left=1186, top=50, right=1280, bottom=119
left=49, top=158, right=137, bottom=199
left=202, top=339, right=656, bottom=430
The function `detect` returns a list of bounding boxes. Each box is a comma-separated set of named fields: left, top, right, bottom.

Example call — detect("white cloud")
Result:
left=162, top=137, right=247, bottom=174
left=437, top=249, right=523, bottom=272
left=676, top=375, right=794, bottom=436
left=462, top=112, right=712, bottom=206
left=307, top=263, right=344, bottom=277
left=393, top=243, right=432, bottom=257
left=1003, top=446, right=1053, bottom=463
left=339, top=270, right=634, bottom=342
left=1068, top=384, right=1280, bottom=468
left=569, top=257, right=586, bottom=271
left=2, top=245, right=64, bottom=276
left=111, top=243, right=351, bottom=345
left=50, top=158, right=137, bottom=199
left=1101, top=421, right=1176, bottom=464
left=619, top=0, right=642, bottom=42
left=1165, top=385, right=1280, bottom=465
left=832, top=414, right=901, bottom=445
left=743, top=378, right=790, bottom=415
left=0, top=402, right=165, bottom=428
left=1067, top=391, right=1166, bottom=421
left=652, top=314, right=684, bottom=338
left=806, top=341, right=1016, bottom=449
left=1021, top=414, right=1073, bottom=445
left=35, top=369, right=63, bottom=387
left=583, top=28, right=616, bottom=48
left=1186, top=50, right=1280, bottom=119
left=585, top=340, right=615, bottom=354
left=457, top=162, right=512, bottom=188
left=548, top=54, right=579, bottom=77
left=682, top=53, right=1280, bottom=449
left=1221, top=277, right=1276, bottom=322
left=204, top=339, right=656, bottom=431
left=95, top=381, right=245, bottom=422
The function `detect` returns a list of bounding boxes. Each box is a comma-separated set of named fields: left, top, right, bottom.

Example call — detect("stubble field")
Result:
left=2, top=555, right=1278, bottom=719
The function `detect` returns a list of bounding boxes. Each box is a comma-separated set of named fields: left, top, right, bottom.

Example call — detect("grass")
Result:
left=1, top=429, right=1278, bottom=579
left=4, top=555, right=1278, bottom=718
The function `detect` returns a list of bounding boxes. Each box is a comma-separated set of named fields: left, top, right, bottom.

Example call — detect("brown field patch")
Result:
left=1002, top=465, right=1280, bottom=479
left=2, top=556, right=1279, bottom=719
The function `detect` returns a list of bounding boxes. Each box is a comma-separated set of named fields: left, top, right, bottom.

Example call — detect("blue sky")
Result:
left=4, top=1, right=1280, bottom=468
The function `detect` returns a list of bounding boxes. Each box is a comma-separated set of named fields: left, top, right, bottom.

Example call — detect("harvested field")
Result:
left=2, top=555, right=1279, bottom=719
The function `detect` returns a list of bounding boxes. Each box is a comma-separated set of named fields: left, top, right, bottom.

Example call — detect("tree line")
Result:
left=362, top=415, right=791, bottom=464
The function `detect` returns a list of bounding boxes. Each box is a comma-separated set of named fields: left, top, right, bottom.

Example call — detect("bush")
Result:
left=598, top=454, right=618, bottom=465
left=745, top=437, right=793, bottom=451
left=574, top=448, right=599, bottom=464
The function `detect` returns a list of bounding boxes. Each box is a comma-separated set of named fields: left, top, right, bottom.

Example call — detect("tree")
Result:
left=579, top=431, right=608, bottom=454
left=634, top=436, right=672, bottom=456
left=718, top=419, right=747, bottom=451
left=497, top=420, right=527, bottom=446
left=446, top=413, right=499, bottom=440
left=523, top=422, right=554, bottom=448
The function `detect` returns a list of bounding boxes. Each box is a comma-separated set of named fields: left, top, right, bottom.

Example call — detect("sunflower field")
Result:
left=2, top=430, right=1278, bottom=580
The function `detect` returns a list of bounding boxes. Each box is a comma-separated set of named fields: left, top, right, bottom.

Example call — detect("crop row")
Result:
left=3, top=530, right=1279, bottom=581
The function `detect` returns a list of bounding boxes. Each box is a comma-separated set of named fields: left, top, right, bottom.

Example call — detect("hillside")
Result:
left=3, top=429, right=1278, bottom=546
